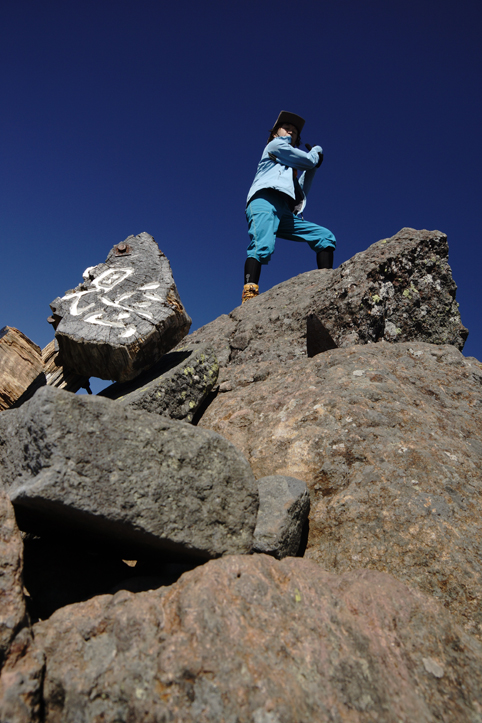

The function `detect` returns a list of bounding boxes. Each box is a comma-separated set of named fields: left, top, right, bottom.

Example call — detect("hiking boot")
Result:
left=242, top=283, right=259, bottom=303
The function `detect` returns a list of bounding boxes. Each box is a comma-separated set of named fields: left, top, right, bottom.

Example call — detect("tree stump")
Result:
left=49, top=233, right=192, bottom=382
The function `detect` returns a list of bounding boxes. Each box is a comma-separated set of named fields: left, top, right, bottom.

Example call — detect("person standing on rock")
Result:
left=242, top=110, right=336, bottom=303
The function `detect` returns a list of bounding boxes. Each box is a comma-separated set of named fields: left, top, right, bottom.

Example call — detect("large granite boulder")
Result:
left=178, top=228, right=468, bottom=370
left=0, top=387, right=258, bottom=559
left=0, top=327, right=45, bottom=411
left=3, top=555, right=482, bottom=722
left=99, top=343, right=219, bottom=423
left=199, top=341, right=482, bottom=637
left=49, top=232, right=191, bottom=382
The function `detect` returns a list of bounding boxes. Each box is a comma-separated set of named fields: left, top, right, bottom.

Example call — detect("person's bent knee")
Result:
left=312, top=233, right=336, bottom=252
left=324, top=230, right=336, bottom=248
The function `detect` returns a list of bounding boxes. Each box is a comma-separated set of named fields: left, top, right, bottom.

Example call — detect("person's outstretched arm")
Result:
left=266, top=136, right=322, bottom=171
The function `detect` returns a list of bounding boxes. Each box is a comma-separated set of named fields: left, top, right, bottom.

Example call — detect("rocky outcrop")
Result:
left=179, top=228, right=468, bottom=370
left=199, top=341, right=482, bottom=635
left=253, top=475, right=310, bottom=558
left=99, top=343, right=219, bottom=422
left=1, top=227, right=479, bottom=721
left=4, top=556, right=482, bottom=723
left=49, top=233, right=192, bottom=382
left=0, top=328, right=45, bottom=411
left=0, top=387, right=258, bottom=559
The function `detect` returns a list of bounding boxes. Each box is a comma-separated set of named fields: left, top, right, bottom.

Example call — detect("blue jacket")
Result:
left=246, top=136, right=323, bottom=214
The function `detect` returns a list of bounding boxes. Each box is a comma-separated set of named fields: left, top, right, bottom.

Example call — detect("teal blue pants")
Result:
left=246, top=189, right=336, bottom=264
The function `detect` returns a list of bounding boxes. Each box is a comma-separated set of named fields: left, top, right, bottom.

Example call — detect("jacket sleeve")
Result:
left=266, top=137, right=323, bottom=171
left=298, top=167, right=317, bottom=197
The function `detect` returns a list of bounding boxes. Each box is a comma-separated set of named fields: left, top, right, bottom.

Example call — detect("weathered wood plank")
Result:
left=0, top=327, right=45, bottom=411
left=42, top=340, right=91, bottom=394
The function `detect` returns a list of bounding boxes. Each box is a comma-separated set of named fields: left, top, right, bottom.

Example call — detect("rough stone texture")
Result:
left=253, top=475, right=310, bottom=558
left=0, top=227, right=478, bottom=721
left=5, top=556, right=482, bottom=723
left=0, top=627, right=45, bottom=723
left=49, top=232, right=192, bottom=382
left=0, top=327, right=45, bottom=411
left=0, top=492, right=27, bottom=666
left=199, top=341, right=482, bottom=637
left=0, top=386, right=258, bottom=559
left=177, top=228, right=468, bottom=373
left=99, top=343, right=219, bottom=423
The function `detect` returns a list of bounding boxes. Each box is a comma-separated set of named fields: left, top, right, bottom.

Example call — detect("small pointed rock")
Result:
left=253, top=475, right=310, bottom=558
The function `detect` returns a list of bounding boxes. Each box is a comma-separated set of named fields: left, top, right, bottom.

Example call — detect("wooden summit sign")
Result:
left=49, top=233, right=192, bottom=382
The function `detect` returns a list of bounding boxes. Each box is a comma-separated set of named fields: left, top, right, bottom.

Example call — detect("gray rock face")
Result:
left=6, top=556, right=482, bottom=723
left=49, top=233, right=192, bottom=382
left=253, top=475, right=310, bottom=558
left=178, top=228, right=468, bottom=370
left=199, top=341, right=482, bottom=637
left=0, top=387, right=258, bottom=559
left=0, top=493, right=27, bottom=666
left=99, top=343, right=219, bottom=423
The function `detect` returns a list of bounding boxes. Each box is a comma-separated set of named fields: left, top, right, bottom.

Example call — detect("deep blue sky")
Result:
left=2, top=0, right=481, bottom=392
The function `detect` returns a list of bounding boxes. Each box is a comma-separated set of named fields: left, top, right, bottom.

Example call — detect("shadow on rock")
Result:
left=22, top=534, right=200, bottom=622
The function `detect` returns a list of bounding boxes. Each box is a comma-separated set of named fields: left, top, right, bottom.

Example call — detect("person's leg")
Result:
left=242, top=257, right=262, bottom=302
left=244, top=257, right=261, bottom=285
left=316, top=248, right=334, bottom=269
left=243, top=194, right=281, bottom=302
left=277, top=213, right=336, bottom=268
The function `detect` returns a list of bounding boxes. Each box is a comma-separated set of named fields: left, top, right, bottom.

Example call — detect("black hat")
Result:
left=272, top=110, right=305, bottom=135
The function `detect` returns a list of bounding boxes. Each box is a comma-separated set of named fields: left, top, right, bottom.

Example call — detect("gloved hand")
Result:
left=305, top=144, right=324, bottom=167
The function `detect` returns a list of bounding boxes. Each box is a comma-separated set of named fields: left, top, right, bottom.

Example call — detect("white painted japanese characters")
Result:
left=62, top=267, right=166, bottom=339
